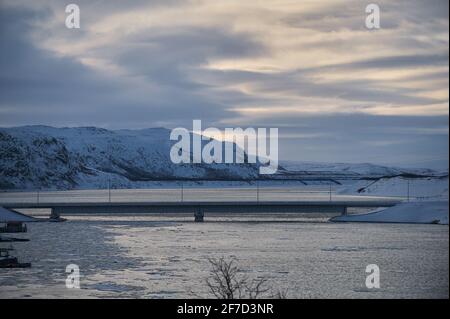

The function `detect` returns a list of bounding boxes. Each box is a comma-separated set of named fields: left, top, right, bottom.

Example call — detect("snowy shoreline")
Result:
left=331, top=201, right=449, bottom=225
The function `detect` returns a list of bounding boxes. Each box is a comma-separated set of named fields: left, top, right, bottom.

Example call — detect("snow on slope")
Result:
left=280, top=161, right=448, bottom=199
left=280, top=160, right=438, bottom=177
left=0, top=126, right=259, bottom=190
left=1, top=126, right=447, bottom=192
left=338, top=176, right=449, bottom=199
left=331, top=201, right=449, bottom=225
left=0, top=206, right=37, bottom=222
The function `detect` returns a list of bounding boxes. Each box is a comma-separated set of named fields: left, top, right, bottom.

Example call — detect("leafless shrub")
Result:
left=271, top=288, right=289, bottom=299
left=206, top=257, right=278, bottom=299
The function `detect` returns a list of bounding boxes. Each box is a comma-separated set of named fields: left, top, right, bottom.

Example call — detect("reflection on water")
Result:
left=0, top=215, right=448, bottom=298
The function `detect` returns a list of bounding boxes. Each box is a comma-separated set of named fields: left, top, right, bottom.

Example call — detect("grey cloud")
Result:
left=198, top=66, right=444, bottom=107
left=260, top=114, right=449, bottom=169
left=112, top=27, right=267, bottom=88
left=0, top=1, right=448, bottom=169
left=282, top=0, right=448, bottom=32
left=327, top=54, right=449, bottom=70
left=0, top=5, right=234, bottom=128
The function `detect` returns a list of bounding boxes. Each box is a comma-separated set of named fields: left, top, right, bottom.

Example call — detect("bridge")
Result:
left=0, top=188, right=403, bottom=222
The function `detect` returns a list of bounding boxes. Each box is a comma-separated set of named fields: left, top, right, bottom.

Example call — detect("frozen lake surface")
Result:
left=0, top=215, right=448, bottom=298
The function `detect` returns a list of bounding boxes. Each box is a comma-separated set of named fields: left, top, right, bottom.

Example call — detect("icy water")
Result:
left=0, top=215, right=448, bottom=299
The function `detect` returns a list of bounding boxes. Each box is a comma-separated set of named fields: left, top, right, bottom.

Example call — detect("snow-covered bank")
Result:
left=337, top=176, right=449, bottom=199
left=331, top=201, right=449, bottom=225
left=0, top=206, right=37, bottom=222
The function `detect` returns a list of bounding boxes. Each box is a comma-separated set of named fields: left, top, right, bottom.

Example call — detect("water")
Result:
left=0, top=215, right=448, bottom=298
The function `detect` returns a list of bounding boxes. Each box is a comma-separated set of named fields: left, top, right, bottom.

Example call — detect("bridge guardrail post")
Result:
left=407, top=179, right=410, bottom=202
left=108, top=179, right=111, bottom=203
left=181, top=182, right=184, bottom=202
left=256, top=180, right=259, bottom=203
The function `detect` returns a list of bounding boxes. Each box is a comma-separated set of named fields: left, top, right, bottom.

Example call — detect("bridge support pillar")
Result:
left=50, top=208, right=60, bottom=219
left=341, top=206, right=348, bottom=216
left=194, top=210, right=204, bottom=222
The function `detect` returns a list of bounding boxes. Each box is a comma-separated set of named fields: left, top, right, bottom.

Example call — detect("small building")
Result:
left=0, top=207, right=35, bottom=267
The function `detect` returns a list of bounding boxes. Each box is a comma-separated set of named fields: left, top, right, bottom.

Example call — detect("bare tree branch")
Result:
left=205, top=257, right=281, bottom=299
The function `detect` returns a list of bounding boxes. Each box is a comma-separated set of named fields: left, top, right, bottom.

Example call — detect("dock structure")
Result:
left=0, top=206, right=34, bottom=267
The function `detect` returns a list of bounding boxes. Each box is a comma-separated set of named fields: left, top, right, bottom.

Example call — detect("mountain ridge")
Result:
left=0, top=125, right=445, bottom=190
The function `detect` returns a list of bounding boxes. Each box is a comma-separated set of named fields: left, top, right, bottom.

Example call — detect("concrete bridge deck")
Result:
left=0, top=188, right=403, bottom=221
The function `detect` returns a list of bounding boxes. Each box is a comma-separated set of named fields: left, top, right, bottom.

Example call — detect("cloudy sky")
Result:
left=0, top=0, right=448, bottom=168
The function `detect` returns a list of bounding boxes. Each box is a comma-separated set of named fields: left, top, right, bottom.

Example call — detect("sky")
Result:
left=0, top=0, right=448, bottom=169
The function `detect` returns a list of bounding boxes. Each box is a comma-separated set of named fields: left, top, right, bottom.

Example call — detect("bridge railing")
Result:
left=0, top=184, right=407, bottom=206
left=0, top=183, right=341, bottom=204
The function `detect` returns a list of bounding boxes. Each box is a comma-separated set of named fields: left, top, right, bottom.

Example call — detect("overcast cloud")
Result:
left=0, top=0, right=448, bottom=168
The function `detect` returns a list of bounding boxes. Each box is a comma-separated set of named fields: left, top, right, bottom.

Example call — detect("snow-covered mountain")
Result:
left=279, top=160, right=442, bottom=178
left=0, top=125, right=259, bottom=190
left=0, top=126, right=446, bottom=190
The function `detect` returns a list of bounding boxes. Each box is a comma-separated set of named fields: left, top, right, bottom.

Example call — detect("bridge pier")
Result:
left=194, top=210, right=204, bottom=222
left=3, top=198, right=400, bottom=221
left=50, top=208, right=60, bottom=220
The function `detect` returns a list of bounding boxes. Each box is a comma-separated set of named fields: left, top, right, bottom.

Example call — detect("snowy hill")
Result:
left=279, top=160, right=441, bottom=178
left=0, top=126, right=447, bottom=191
left=331, top=201, right=449, bottom=225
left=0, top=126, right=259, bottom=190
